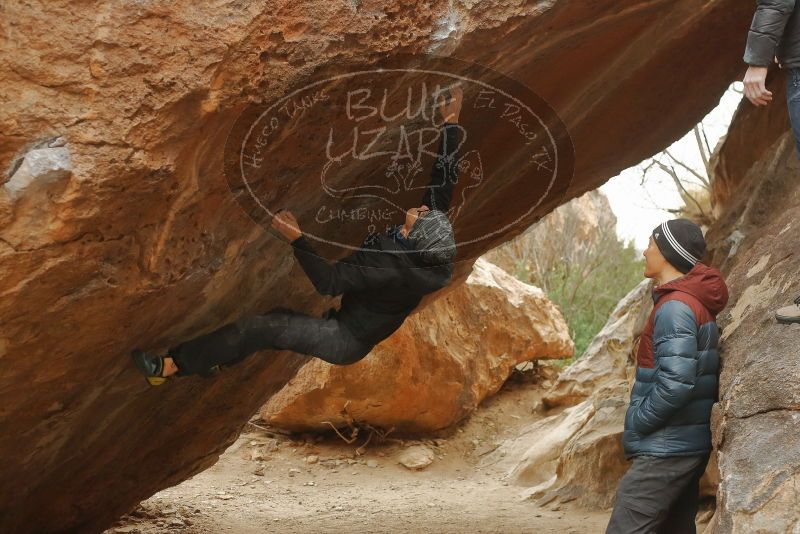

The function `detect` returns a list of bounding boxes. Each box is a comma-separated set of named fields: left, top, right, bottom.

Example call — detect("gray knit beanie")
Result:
left=408, top=209, right=456, bottom=265
left=651, top=218, right=706, bottom=274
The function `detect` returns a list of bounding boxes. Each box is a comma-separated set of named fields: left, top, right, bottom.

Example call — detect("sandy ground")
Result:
left=105, top=368, right=709, bottom=534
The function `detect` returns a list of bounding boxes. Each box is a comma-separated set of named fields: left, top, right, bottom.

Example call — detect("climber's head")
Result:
left=644, top=218, right=706, bottom=280
left=404, top=205, right=430, bottom=230
left=408, top=208, right=456, bottom=265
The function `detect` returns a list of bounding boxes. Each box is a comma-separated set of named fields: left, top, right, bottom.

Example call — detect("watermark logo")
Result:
left=224, top=55, right=573, bottom=263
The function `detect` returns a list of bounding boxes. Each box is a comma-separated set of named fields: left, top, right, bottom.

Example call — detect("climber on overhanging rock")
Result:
left=606, top=219, right=729, bottom=534
left=131, top=86, right=465, bottom=385
left=742, top=0, right=800, bottom=325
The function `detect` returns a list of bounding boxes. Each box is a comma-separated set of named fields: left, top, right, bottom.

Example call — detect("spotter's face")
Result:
left=643, top=236, right=668, bottom=279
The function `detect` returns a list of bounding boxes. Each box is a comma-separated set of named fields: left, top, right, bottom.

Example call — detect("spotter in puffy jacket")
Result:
left=607, top=218, right=729, bottom=534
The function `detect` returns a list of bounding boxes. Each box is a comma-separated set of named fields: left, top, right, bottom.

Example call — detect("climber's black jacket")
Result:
left=291, top=233, right=452, bottom=345
left=288, top=124, right=461, bottom=346
left=744, top=0, right=800, bottom=68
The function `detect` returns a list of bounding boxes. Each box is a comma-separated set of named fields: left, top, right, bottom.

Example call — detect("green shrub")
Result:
left=514, top=230, right=645, bottom=364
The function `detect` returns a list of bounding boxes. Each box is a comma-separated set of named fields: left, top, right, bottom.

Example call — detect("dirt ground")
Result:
left=105, top=367, right=708, bottom=534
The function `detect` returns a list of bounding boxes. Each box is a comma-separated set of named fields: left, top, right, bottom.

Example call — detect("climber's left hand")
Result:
left=272, top=209, right=303, bottom=242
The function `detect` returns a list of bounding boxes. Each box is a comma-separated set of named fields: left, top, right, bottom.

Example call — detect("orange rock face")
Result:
left=260, top=258, right=573, bottom=433
left=0, top=1, right=754, bottom=532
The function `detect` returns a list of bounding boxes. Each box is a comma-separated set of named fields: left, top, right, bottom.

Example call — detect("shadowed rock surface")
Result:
left=0, top=1, right=754, bottom=532
left=704, top=70, right=800, bottom=533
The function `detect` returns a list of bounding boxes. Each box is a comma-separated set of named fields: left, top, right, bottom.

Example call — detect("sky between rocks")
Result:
left=602, top=83, right=744, bottom=250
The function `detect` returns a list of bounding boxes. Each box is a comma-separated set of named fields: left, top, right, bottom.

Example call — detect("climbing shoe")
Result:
left=775, top=295, right=800, bottom=325
left=131, top=349, right=167, bottom=386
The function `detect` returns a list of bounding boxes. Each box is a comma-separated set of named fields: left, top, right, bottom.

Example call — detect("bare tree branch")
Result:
left=663, top=149, right=710, bottom=189
left=699, top=124, right=713, bottom=165
left=693, top=125, right=711, bottom=173
left=653, top=160, right=708, bottom=219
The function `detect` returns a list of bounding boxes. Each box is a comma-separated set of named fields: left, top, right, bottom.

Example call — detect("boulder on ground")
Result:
left=533, top=388, right=630, bottom=509
left=260, top=258, right=573, bottom=433
left=481, top=400, right=596, bottom=487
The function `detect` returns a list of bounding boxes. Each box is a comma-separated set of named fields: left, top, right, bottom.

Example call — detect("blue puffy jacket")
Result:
left=623, top=263, right=729, bottom=458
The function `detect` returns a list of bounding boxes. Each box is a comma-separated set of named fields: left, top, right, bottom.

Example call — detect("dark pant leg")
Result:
left=169, top=321, right=248, bottom=376
left=657, top=454, right=710, bottom=534
left=420, top=124, right=461, bottom=212
left=786, top=67, right=800, bottom=160
left=170, top=310, right=373, bottom=376
left=606, top=455, right=710, bottom=534
left=250, top=311, right=374, bottom=366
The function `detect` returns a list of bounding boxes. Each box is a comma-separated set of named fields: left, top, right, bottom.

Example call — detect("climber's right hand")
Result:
left=272, top=209, right=303, bottom=242
left=743, top=66, right=772, bottom=107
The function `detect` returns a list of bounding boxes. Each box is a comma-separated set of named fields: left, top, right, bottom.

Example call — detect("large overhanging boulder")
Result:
left=0, top=1, right=754, bottom=532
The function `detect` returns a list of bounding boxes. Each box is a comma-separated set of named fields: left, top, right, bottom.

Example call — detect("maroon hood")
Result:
left=653, top=263, right=729, bottom=315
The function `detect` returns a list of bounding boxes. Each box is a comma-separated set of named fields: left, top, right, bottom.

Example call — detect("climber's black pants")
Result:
left=169, top=310, right=375, bottom=376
